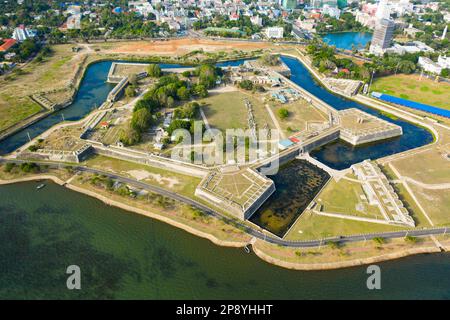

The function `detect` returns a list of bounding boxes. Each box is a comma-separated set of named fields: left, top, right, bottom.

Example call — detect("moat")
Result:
left=250, top=159, right=330, bottom=238
left=0, top=56, right=434, bottom=168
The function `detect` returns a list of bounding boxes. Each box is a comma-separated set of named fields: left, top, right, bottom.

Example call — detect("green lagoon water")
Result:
left=250, top=160, right=330, bottom=237
left=1, top=181, right=450, bottom=299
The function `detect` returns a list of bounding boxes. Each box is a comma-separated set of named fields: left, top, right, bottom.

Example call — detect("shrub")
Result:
left=278, top=108, right=289, bottom=119
left=4, top=163, right=16, bottom=172
left=147, top=64, right=162, bottom=78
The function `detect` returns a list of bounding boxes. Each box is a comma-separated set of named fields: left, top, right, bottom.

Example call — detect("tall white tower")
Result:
left=376, top=0, right=391, bottom=21
left=442, top=25, right=448, bottom=41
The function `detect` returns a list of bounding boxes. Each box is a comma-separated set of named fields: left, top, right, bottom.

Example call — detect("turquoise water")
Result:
left=322, top=32, right=373, bottom=50
left=0, top=181, right=449, bottom=299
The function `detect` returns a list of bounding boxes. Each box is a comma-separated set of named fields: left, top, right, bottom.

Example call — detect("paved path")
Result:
left=264, top=104, right=286, bottom=139
left=389, top=163, right=435, bottom=227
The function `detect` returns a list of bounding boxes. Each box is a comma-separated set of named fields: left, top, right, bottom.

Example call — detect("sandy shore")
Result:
left=0, top=174, right=446, bottom=271
left=252, top=243, right=442, bottom=271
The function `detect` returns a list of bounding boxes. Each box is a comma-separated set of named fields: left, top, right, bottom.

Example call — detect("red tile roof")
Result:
left=0, top=39, right=17, bottom=52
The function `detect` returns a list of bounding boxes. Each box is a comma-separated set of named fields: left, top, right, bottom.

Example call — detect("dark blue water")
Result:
left=281, top=56, right=434, bottom=170
left=322, top=32, right=372, bottom=50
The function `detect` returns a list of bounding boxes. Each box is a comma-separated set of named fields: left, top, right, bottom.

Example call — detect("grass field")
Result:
left=371, top=74, right=450, bottom=110
left=200, top=90, right=273, bottom=132
left=0, top=94, right=42, bottom=131
left=0, top=44, right=85, bottom=132
left=408, top=185, right=450, bottom=226
left=285, top=210, right=407, bottom=241
left=390, top=147, right=450, bottom=185
left=269, top=98, right=328, bottom=136
left=83, top=155, right=201, bottom=197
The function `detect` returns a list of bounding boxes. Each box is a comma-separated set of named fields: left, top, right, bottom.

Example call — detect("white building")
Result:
left=322, top=4, right=341, bottom=19
left=12, top=25, right=37, bottom=42
left=129, top=1, right=154, bottom=17
left=376, top=0, right=391, bottom=21
left=438, top=55, right=450, bottom=69
left=369, top=18, right=395, bottom=55
left=250, top=15, right=263, bottom=27
left=356, top=11, right=376, bottom=29
left=67, top=14, right=81, bottom=30
left=418, top=56, right=442, bottom=75
left=387, top=41, right=434, bottom=55
left=266, top=26, right=284, bottom=39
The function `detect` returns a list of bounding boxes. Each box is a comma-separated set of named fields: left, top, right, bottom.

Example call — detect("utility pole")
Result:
left=367, top=70, right=375, bottom=95
left=27, top=131, right=31, bottom=142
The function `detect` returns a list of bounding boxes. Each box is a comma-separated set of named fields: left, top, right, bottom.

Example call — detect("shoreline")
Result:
left=0, top=174, right=447, bottom=271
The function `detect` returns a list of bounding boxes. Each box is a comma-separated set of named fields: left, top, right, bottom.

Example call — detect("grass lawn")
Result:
left=315, top=178, right=383, bottom=220
left=284, top=210, right=407, bottom=241
left=390, top=148, right=450, bottom=185
left=0, top=44, right=85, bottom=132
left=83, top=155, right=201, bottom=197
left=371, top=74, right=450, bottom=110
left=269, top=98, right=328, bottom=136
left=0, top=94, right=42, bottom=131
left=200, top=91, right=272, bottom=132
left=408, top=185, right=450, bottom=226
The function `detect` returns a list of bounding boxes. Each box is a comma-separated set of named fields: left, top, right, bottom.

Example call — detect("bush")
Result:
left=28, top=145, right=39, bottom=152
left=125, top=86, right=136, bottom=97
left=147, top=64, right=162, bottom=78
left=260, top=53, right=280, bottom=66
left=4, top=163, right=16, bottom=173
left=238, top=80, right=253, bottom=90
left=373, top=237, right=385, bottom=245
left=404, top=235, right=418, bottom=244
left=19, top=162, right=40, bottom=173
left=278, top=108, right=289, bottom=119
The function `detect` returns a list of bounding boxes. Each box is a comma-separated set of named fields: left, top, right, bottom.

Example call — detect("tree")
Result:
left=193, top=84, right=208, bottom=98
left=119, top=125, right=141, bottom=146
left=278, top=108, right=289, bottom=119
left=196, top=64, right=219, bottom=88
left=238, top=80, right=254, bottom=90
left=260, top=53, right=280, bottom=66
left=128, top=74, right=138, bottom=86
left=147, top=64, right=162, bottom=78
left=166, top=96, right=175, bottom=109
left=441, top=68, right=449, bottom=78
left=177, top=86, right=190, bottom=100
left=131, top=108, right=152, bottom=132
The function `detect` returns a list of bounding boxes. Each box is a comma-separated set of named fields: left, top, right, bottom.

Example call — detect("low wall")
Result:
left=340, top=127, right=403, bottom=146
left=301, top=129, right=340, bottom=153
left=92, top=146, right=208, bottom=178
left=244, top=182, right=276, bottom=220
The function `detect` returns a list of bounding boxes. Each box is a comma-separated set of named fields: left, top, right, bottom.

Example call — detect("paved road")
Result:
left=1, top=158, right=448, bottom=248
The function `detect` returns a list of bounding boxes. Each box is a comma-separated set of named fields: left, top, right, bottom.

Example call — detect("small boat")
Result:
left=36, top=184, right=46, bottom=190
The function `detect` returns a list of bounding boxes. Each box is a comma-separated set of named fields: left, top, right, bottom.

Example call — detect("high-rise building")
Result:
left=369, top=18, right=395, bottom=55
left=282, top=0, right=297, bottom=10
left=310, top=0, right=338, bottom=9
left=376, top=0, right=391, bottom=20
